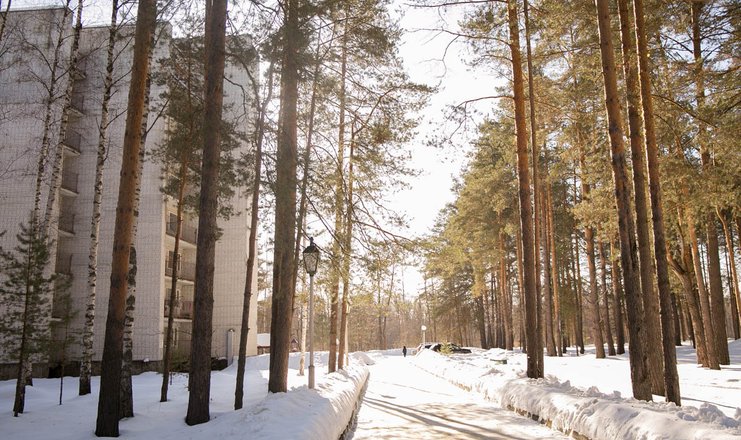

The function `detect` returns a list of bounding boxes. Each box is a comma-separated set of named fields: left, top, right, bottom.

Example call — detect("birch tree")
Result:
left=80, top=0, right=120, bottom=397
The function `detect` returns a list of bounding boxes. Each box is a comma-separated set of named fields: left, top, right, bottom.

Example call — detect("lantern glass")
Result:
left=302, top=238, right=320, bottom=276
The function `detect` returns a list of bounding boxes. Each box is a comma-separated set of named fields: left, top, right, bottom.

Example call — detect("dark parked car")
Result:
left=430, top=342, right=472, bottom=354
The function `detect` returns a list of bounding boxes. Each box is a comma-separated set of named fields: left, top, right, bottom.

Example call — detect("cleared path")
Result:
left=350, top=355, right=568, bottom=439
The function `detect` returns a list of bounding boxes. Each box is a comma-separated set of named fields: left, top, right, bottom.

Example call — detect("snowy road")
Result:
left=350, top=355, right=568, bottom=439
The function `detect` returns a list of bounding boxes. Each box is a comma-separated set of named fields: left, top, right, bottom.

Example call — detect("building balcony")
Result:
left=165, top=259, right=195, bottom=282
left=62, top=130, right=82, bottom=154
left=166, top=218, right=198, bottom=244
left=58, top=212, right=75, bottom=235
left=61, top=169, right=78, bottom=194
left=164, top=299, right=193, bottom=320
left=55, top=252, right=72, bottom=275
left=70, top=93, right=84, bottom=115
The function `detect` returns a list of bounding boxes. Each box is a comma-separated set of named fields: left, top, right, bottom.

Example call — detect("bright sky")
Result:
left=392, top=2, right=504, bottom=295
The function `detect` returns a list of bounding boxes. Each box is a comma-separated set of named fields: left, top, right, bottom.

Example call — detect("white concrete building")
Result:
left=0, top=7, right=258, bottom=377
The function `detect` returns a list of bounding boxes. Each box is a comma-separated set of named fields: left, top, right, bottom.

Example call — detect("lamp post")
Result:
left=421, top=325, right=427, bottom=346
left=303, top=237, right=320, bottom=389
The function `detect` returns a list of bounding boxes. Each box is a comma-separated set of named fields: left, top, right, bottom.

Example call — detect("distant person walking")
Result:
left=402, top=346, right=407, bottom=357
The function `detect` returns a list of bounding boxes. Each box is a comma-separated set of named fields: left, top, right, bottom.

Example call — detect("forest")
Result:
left=0, top=0, right=738, bottom=436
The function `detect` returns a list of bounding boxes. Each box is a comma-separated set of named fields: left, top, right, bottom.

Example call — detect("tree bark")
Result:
left=32, top=1, right=72, bottom=226
left=508, top=0, right=540, bottom=378
left=594, top=0, right=651, bottom=401
left=523, top=0, right=543, bottom=372
left=186, top=0, right=228, bottom=424
left=582, top=186, right=605, bottom=357
left=95, top=0, right=156, bottom=435
left=608, top=238, right=625, bottom=354
left=616, top=0, right=664, bottom=395
left=42, top=0, right=84, bottom=238
left=338, top=125, right=356, bottom=369
left=572, top=232, right=585, bottom=354
left=267, top=0, right=298, bottom=394
left=633, top=0, right=680, bottom=403
left=719, top=211, right=740, bottom=336
left=235, top=58, right=273, bottom=412
left=329, top=7, right=350, bottom=373
left=547, top=184, right=562, bottom=356
left=542, top=178, right=556, bottom=356
left=600, top=240, right=616, bottom=356
left=691, top=0, right=728, bottom=366
left=120, top=33, right=155, bottom=420
left=161, top=160, right=187, bottom=403
left=80, top=0, right=118, bottom=396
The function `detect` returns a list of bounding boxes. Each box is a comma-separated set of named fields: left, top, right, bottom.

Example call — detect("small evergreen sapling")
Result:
left=0, top=219, right=56, bottom=416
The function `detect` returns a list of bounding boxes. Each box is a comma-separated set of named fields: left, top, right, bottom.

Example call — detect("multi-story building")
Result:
left=0, top=6, right=258, bottom=378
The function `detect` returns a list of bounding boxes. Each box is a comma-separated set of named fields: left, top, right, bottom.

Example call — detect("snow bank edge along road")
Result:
left=160, top=358, right=369, bottom=440
left=411, top=350, right=741, bottom=440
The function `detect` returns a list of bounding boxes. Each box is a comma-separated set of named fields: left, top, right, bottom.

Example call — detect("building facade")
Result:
left=0, top=7, right=258, bottom=378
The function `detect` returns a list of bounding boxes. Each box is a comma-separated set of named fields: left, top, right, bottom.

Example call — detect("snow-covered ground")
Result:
left=1, top=341, right=739, bottom=439
left=0, top=352, right=368, bottom=440
left=409, top=340, right=741, bottom=440
left=351, top=352, right=569, bottom=439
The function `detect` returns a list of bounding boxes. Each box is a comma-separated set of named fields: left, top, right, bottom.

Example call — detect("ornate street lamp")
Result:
left=303, top=237, right=320, bottom=389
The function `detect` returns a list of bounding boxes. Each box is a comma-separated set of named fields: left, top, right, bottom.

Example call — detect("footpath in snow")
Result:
left=351, top=352, right=568, bottom=439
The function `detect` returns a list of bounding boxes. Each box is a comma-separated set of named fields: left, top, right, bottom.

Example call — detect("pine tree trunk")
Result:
left=80, top=0, right=118, bottom=397
left=235, top=59, right=273, bottom=412
left=542, top=176, right=556, bottom=356
left=119, top=35, right=155, bottom=420
left=161, top=162, right=187, bottom=403
left=616, top=0, right=664, bottom=395
left=600, top=240, right=616, bottom=356
left=547, top=185, right=562, bottom=356
left=608, top=239, right=625, bottom=354
left=165, top=39, right=199, bottom=404
left=719, top=211, right=741, bottom=337
left=691, top=0, right=728, bottom=366
left=572, top=229, right=585, bottom=354
left=500, top=234, right=513, bottom=351
left=516, top=227, right=526, bottom=352
left=523, top=0, right=543, bottom=372
left=687, top=211, right=720, bottom=369
left=186, top=0, right=229, bottom=423
left=669, top=238, right=709, bottom=365
left=594, top=0, right=651, bottom=400
left=338, top=128, right=356, bottom=369
left=633, top=0, right=681, bottom=404
left=95, top=0, right=156, bottom=435
left=266, top=0, right=298, bottom=394
left=329, top=11, right=350, bottom=373
left=507, top=0, right=540, bottom=378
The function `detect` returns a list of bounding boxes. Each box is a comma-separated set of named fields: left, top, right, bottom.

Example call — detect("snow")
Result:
left=409, top=340, right=741, bottom=440
left=1, top=341, right=739, bottom=439
left=0, top=352, right=369, bottom=440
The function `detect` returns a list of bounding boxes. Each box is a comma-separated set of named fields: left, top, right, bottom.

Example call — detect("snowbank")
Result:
left=0, top=352, right=369, bottom=440
left=159, top=364, right=369, bottom=440
left=411, top=349, right=741, bottom=440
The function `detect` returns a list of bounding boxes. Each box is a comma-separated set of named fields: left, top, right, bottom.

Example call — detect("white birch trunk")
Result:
left=79, top=0, right=119, bottom=396
left=42, top=0, right=84, bottom=237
